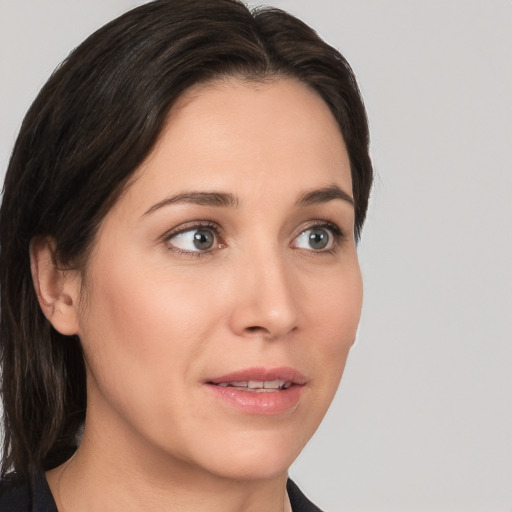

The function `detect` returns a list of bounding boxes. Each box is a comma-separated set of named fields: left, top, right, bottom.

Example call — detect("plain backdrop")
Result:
left=1, top=1, right=511, bottom=511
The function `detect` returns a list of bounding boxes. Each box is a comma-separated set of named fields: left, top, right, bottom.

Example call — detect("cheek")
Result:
left=310, top=261, right=362, bottom=340
left=77, top=254, right=230, bottom=399
left=304, top=262, right=363, bottom=383
left=76, top=259, right=230, bottom=456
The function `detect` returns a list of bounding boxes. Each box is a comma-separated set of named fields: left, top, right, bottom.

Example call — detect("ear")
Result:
left=30, top=236, right=81, bottom=336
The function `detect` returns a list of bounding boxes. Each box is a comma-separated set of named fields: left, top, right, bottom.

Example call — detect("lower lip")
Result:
left=206, top=384, right=304, bottom=415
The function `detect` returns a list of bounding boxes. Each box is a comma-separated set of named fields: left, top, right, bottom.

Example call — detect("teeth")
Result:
left=216, top=379, right=291, bottom=391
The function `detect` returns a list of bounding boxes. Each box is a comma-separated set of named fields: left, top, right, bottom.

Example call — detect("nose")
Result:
left=228, top=245, right=299, bottom=341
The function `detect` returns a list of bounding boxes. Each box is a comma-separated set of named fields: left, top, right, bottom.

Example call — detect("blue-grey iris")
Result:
left=308, top=228, right=329, bottom=250
left=193, top=229, right=214, bottom=250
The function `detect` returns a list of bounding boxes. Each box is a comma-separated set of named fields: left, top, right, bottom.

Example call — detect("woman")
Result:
left=0, top=0, right=373, bottom=510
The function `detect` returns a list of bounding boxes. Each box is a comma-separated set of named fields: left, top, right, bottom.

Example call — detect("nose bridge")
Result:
left=230, top=237, right=299, bottom=339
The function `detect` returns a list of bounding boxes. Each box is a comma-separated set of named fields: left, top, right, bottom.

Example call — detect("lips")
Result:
left=207, top=367, right=307, bottom=388
left=206, top=367, right=306, bottom=415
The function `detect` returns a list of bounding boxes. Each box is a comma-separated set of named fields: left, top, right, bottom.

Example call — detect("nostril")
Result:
left=244, top=325, right=276, bottom=339
left=246, top=326, right=266, bottom=333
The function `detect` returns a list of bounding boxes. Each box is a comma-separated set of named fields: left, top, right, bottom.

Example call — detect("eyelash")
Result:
left=163, top=220, right=346, bottom=257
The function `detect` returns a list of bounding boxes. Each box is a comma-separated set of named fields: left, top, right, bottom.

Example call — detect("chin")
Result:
left=206, top=448, right=296, bottom=482
left=182, top=425, right=310, bottom=482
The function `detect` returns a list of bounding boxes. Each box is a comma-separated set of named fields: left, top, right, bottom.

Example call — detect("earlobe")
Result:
left=29, top=236, right=81, bottom=336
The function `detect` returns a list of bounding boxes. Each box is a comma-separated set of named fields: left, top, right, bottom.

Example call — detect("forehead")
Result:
left=126, top=78, right=352, bottom=210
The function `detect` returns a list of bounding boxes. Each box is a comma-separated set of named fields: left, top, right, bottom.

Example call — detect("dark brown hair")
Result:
left=0, top=0, right=373, bottom=478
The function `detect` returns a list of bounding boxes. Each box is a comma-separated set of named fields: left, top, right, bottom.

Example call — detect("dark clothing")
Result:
left=287, top=479, right=324, bottom=512
left=0, top=471, right=323, bottom=511
left=0, top=471, right=56, bottom=512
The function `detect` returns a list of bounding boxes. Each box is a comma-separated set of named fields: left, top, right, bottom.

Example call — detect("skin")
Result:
left=34, top=78, right=363, bottom=512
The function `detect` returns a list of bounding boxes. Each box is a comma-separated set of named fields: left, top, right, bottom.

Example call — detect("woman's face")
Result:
left=74, top=78, right=362, bottom=481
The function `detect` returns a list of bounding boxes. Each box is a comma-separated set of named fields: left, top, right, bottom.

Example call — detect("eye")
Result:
left=292, top=225, right=337, bottom=251
left=167, top=226, right=219, bottom=253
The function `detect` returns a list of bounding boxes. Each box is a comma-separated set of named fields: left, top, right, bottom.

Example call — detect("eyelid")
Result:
left=163, top=220, right=219, bottom=239
left=296, top=220, right=344, bottom=237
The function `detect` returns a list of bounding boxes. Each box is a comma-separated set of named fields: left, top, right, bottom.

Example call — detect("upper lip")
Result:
left=207, top=366, right=307, bottom=385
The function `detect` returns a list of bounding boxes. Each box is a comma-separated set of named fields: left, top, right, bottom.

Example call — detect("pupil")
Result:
left=309, top=229, right=329, bottom=250
left=193, top=229, right=214, bottom=250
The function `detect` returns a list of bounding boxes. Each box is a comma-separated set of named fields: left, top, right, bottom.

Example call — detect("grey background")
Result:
left=1, top=1, right=511, bottom=511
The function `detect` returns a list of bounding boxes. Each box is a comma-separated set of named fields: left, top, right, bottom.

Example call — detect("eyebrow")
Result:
left=296, top=184, right=354, bottom=207
left=144, top=183, right=353, bottom=216
left=144, top=191, right=239, bottom=215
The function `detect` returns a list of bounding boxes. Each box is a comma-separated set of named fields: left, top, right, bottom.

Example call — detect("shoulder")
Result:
left=0, top=471, right=57, bottom=512
left=287, top=479, right=325, bottom=512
